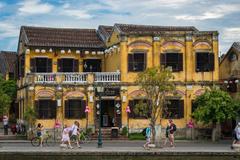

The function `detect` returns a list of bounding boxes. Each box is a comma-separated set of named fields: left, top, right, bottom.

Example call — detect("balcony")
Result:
left=27, top=72, right=121, bottom=85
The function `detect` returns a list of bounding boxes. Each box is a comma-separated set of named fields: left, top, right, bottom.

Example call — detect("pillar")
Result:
left=152, top=36, right=161, bottom=67
left=87, top=86, right=95, bottom=131
left=212, top=32, right=219, bottom=81
left=121, top=86, right=128, bottom=128
left=185, top=33, right=193, bottom=82
left=120, top=36, right=128, bottom=82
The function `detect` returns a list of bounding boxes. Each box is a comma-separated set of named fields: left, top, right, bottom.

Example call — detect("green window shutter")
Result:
left=209, top=53, right=214, bottom=71
left=160, top=53, right=166, bottom=67
left=47, top=59, right=52, bottom=73
left=178, top=53, right=183, bottom=71
left=30, top=58, right=36, bottom=73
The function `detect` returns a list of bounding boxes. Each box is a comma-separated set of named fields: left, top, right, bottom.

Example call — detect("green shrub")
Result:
left=129, top=133, right=145, bottom=140
left=121, top=126, right=128, bottom=136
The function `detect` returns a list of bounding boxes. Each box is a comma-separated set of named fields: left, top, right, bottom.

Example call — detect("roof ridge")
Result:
left=21, top=25, right=97, bottom=31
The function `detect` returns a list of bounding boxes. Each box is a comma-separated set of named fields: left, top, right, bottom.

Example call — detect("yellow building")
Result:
left=17, top=24, right=219, bottom=137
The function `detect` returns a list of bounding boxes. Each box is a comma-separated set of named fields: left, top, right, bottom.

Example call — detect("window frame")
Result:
left=128, top=99, right=150, bottom=119
left=36, top=100, right=56, bottom=119
left=196, top=52, right=214, bottom=72
left=128, top=52, right=146, bottom=72
left=163, top=99, right=184, bottom=119
left=160, top=52, right=183, bottom=72
left=65, top=99, right=86, bottom=119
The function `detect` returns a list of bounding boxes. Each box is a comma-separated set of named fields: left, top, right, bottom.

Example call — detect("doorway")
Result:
left=83, top=59, right=101, bottom=72
left=100, top=100, right=114, bottom=127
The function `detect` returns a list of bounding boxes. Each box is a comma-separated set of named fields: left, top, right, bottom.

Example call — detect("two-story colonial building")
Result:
left=17, top=24, right=219, bottom=136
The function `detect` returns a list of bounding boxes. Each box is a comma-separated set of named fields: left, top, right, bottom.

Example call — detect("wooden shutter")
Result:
left=160, top=53, right=166, bottom=68
left=128, top=54, right=134, bottom=71
left=30, top=58, right=36, bottom=73
left=51, top=100, right=57, bottom=119
left=65, top=100, right=69, bottom=118
left=20, top=54, right=25, bottom=77
left=195, top=53, right=199, bottom=72
left=35, top=100, right=39, bottom=119
left=47, top=59, right=52, bottom=73
left=81, top=100, right=86, bottom=119
left=128, top=100, right=134, bottom=118
left=178, top=53, right=183, bottom=71
left=209, top=53, right=214, bottom=71
left=143, top=53, right=147, bottom=70
left=73, top=59, right=79, bottom=72
left=178, top=100, right=184, bottom=118
left=57, top=59, right=62, bottom=72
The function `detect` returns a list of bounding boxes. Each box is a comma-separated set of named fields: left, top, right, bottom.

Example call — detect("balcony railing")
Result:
left=62, top=73, right=87, bottom=84
left=28, top=72, right=120, bottom=84
left=94, top=72, right=120, bottom=82
left=35, top=73, right=56, bottom=84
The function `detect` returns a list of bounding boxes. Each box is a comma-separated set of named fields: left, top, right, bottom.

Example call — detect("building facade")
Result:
left=219, top=42, right=240, bottom=136
left=17, top=24, right=219, bottom=135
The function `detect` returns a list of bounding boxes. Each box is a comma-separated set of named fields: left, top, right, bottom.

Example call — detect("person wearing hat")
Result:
left=232, top=122, right=240, bottom=147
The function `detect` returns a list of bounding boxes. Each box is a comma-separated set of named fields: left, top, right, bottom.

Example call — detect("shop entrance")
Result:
left=100, top=100, right=115, bottom=127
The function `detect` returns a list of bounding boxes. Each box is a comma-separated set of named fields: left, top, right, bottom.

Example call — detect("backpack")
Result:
left=173, top=124, right=177, bottom=132
left=142, top=128, right=147, bottom=136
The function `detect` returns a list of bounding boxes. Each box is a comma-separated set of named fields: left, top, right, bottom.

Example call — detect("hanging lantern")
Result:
left=126, top=106, right=131, bottom=113
left=61, top=49, right=65, bottom=54
left=76, top=50, right=80, bottom=54
left=26, top=49, right=30, bottom=54
left=85, top=106, right=90, bottom=113
left=41, top=49, right=46, bottom=53
left=68, top=49, right=71, bottom=53
left=35, top=49, right=40, bottom=53
left=49, top=48, right=53, bottom=52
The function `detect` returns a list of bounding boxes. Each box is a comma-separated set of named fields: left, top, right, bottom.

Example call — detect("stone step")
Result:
left=0, top=135, right=27, bottom=140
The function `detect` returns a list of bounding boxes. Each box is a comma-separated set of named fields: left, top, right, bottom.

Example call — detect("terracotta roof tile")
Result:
left=115, top=23, right=198, bottom=35
left=98, top=25, right=114, bottom=41
left=232, top=42, right=240, bottom=52
left=0, top=51, right=17, bottom=75
left=22, top=26, right=105, bottom=49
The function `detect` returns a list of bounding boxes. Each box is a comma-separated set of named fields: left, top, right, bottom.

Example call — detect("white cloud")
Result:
left=175, top=4, right=240, bottom=20
left=0, top=22, right=19, bottom=40
left=222, top=27, right=240, bottom=43
left=18, top=0, right=54, bottom=15
left=0, top=2, right=4, bottom=9
left=60, top=3, right=93, bottom=19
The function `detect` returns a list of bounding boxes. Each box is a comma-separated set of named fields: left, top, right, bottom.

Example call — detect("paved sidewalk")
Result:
left=0, top=140, right=238, bottom=153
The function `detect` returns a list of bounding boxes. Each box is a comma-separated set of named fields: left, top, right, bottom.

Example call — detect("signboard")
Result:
left=95, top=87, right=120, bottom=97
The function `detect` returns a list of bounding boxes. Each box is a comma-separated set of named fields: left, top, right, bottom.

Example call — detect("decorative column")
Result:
left=153, top=36, right=161, bottom=67
left=120, top=86, right=128, bottom=128
left=212, top=32, right=219, bottom=81
left=87, top=86, right=95, bottom=132
left=185, top=32, right=193, bottom=82
left=120, top=36, right=128, bottom=82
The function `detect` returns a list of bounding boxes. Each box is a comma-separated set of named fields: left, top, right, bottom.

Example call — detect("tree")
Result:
left=24, top=106, right=37, bottom=130
left=135, top=67, right=175, bottom=146
left=0, top=77, right=17, bottom=100
left=0, top=90, right=11, bottom=116
left=192, top=86, right=240, bottom=141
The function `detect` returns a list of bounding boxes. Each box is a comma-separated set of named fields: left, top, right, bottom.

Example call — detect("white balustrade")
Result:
left=35, top=73, right=56, bottom=83
left=63, top=73, right=87, bottom=83
left=94, top=72, right=120, bottom=82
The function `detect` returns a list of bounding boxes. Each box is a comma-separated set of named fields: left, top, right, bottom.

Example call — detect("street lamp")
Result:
left=96, top=86, right=104, bottom=148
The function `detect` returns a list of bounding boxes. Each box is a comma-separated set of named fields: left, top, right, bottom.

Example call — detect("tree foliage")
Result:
left=0, top=76, right=16, bottom=116
left=135, top=67, right=175, bottom=143
left=192, top=87, right=240, bottom=124
left=24, top=106, right=37, bottom=128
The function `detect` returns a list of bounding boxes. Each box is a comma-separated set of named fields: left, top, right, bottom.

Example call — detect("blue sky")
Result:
left=0, top=0, right=240, bottom=55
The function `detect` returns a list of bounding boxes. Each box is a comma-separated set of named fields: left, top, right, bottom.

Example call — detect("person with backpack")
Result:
left=163, top=121, right=171, bottom=147
left=143, top=124, right=151, bottom=150
left=169, top=119, right=176, bottom=148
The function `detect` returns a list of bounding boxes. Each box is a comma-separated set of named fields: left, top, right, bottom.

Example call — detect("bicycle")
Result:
left=31, top=131, right=53, bottom=147
left=79, top=131, right=91, bottom=144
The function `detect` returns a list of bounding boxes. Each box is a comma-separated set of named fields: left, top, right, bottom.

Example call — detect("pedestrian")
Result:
left=163, top=121, right=170, bottom=147
left=3, top=115, right=9, bottom=135
left=232, top=122, right=240, bottom=148
left=36, top=123, right=44, bottom=147
left=169, top=119, right=177, bottom=148
left=71, top=121, right=81, bottom=148
left=60, top=124, right=73, bottom=149
left=143, top=124, right=151, bottom=150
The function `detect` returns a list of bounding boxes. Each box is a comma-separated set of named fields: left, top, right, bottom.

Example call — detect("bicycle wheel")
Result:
left=84, top=135, right=91, bottom=143
left=31, top=137, right=40, bottom=147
